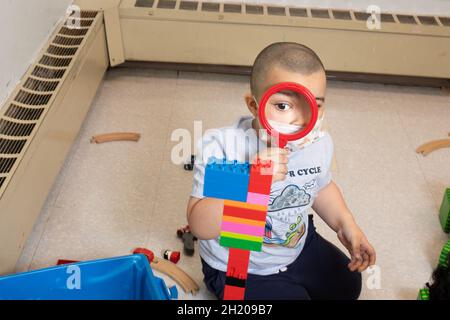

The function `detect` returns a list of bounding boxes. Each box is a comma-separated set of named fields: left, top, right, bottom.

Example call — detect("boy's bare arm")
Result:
left=312, top=180, right=355, bottom=232
left=312, top=180, right=376, bottom=272
left=187, top=196, right=224, bottom=240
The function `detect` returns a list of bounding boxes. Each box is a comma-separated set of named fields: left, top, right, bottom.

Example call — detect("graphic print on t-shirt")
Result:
left=264, top=180, right=316, bottom=248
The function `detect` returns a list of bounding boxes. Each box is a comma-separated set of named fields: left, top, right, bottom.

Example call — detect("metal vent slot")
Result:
left=79, top=11, right=98, bottom=18
left=0, top=177, right=5, bottom=188
left=180, top=1, right=198, bottom=10
left=381, top=13, right=395, bottom=23
left=0, top=119, right=36, bottom=137
left=267, top=6, right=286, bottom=16
left=332, top=10, right=352, bottom=20
left=39, top=55, right=72, bottom=68
left=23, top=78, right=59, bottom=92
left=5, top=104, right=44, bottom=121
left=157, top=0, right=176, bottom=9
left=418, top=16, right=438, bottom=25
left=59, top=26, right=89, bottom=36
left=439, top=17, right=450, bottom=26
left=397, top=14, right=417, bottom=24
left=32, top=65, right=66, bottom=80
left=135, top=0, right=155, bottom=7
left=224, top=3, right=241, bottom=13
left=0, top=138, right=27, bottom=154
left=0, top=158, right=16, bottom=174
left=66, top=17, right=94, bottom=29
left=202, top=2, right=220, bottom=12
left=289, top=8, right=308, bottom=17
left=14, top=90, right=52, bottom=106
left=354, top=11, right=371, bottom=21
left=311, top=9, right=330, bottom=19
left=246, top=5, right=263, bottom=15
left=47, top=44, right=78, bottom=56
left=53, top=35, right=83, bottom=46
left=70, top=18, right=94, bottom=27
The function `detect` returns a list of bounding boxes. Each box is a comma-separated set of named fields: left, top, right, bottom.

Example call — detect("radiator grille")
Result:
left=0, top=10, right=99, bottom=194
left=134, top=0, right=450, bottom=28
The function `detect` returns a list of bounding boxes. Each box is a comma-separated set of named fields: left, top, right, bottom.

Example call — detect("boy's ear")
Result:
left=244, top=93, right=258, bottom=118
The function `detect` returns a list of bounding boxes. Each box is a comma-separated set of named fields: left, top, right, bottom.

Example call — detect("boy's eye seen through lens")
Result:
left=274, top=102, right=291, bottom=111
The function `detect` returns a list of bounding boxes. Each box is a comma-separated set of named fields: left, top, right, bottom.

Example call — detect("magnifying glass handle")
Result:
left=278, top=139, right=287, bottom=149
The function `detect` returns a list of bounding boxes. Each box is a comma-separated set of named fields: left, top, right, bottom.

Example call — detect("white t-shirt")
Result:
left=191, top=116, right=334, bottom=275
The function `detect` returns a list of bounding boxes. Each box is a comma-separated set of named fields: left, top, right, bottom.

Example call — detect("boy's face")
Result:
left=246, top=66, right=326, bottom=131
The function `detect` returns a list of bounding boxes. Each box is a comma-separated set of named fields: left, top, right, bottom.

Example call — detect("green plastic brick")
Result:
left=220, top=236, right=262, bottom=251
left=417, top=288, right=430, bottom=300
left=439, top=188, right=450, bottom=233
left=438, top=239, right=450, bottom=268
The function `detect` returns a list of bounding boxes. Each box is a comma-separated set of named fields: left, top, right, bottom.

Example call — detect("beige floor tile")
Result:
left=29, top=205, right=149, bottom=271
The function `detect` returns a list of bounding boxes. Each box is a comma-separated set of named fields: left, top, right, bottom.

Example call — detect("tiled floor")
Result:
left=15, top=67, right=450, bottom=300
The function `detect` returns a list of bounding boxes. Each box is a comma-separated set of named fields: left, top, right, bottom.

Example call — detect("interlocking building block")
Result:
left=223, top=248, right=250, bottom=300
left=439, top=188, right=450, bottom=233
left=220, top=200, right=267, bottom=251
left=248, top=160, right=273, bottom=196
left=203, top=157, right=250, bottom=202
left=438, top=239, right=450, bottom=268
left=417, top=288, right=430, bottom=300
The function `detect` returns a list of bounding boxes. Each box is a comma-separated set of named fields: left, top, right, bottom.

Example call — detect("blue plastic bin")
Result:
left=0, top=254, right=177, bottom=300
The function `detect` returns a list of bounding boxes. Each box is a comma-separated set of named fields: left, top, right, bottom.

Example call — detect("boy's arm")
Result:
left=312, top=180, right=355, bottom=232
left=312, top=180, right=376, bottom=272
left=187, top=196, right=223, bottom=240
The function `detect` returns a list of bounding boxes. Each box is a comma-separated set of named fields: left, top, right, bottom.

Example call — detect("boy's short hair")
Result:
left=250, top=42, right=325, bottom=99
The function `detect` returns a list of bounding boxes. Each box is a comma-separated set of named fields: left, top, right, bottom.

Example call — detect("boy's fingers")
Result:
left=272, top=163, right=287, bottom=173
left=348, top=242, right=362, bottom=271
left=348, top=259, right=359, bottom=272
left=358, top=252, right=370, bottom=272
left=368, top=244, right=377, bottom=266
left=278, top=155, right=289, bottom=164
left=352, top=242, right=362, bottom=261
left=267, top=148, right=289, bottom=156
left=278, top=164, right=288, bottom=174
left=362, top=238, right=376, bottom=266
left=272, top=173, right=286, bottom=182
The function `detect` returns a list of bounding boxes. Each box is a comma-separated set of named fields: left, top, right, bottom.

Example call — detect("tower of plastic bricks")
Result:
left=203, top=157, right=272, bottom=300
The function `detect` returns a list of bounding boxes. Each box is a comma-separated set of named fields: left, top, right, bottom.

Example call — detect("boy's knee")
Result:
left=345, top=271, right=362, bottom=300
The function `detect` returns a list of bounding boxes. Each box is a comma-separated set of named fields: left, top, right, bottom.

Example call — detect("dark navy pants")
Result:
left=201, top=215, right=362, bottom=300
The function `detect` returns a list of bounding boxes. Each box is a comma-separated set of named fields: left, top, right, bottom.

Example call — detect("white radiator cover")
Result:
left=0, top=10, right=109, bottom=274
left=114, top=0, right=450, bottom=79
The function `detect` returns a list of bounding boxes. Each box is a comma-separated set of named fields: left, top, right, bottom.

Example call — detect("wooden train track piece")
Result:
left=133, top=248, right=199, bottom=295
left=90, top=132, right=141, bottom=144
left=416, top=138, right=450, bottom=156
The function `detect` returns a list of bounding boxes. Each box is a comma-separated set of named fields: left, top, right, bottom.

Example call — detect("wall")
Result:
left=0, top=0, right=73, bottom=107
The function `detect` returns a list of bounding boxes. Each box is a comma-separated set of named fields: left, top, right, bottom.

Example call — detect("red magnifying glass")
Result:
left=257, top=82, right=319, bottom=148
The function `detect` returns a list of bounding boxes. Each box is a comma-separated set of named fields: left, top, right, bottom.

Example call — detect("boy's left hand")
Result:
left=337, top=222, right=376, bottom=272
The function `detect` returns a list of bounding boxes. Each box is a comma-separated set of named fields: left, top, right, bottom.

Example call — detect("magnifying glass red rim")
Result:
left=257, top=82, right=319, bottom=148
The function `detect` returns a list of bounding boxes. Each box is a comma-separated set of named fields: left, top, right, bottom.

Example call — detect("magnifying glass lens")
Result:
left=264, top=89, right=313, bottom=136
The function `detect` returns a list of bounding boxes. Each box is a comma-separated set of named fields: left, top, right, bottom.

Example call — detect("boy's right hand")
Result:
left=253, top=147, right=289, bottom=183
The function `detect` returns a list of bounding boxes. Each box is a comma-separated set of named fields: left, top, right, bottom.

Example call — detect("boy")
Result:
left=186, top=42, right=376, bottom=300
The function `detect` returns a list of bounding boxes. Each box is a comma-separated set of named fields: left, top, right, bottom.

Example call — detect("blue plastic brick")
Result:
left=203, top=157, right=250, bottom=202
